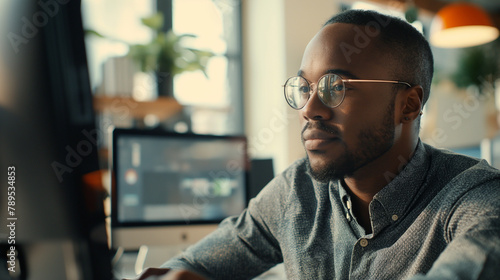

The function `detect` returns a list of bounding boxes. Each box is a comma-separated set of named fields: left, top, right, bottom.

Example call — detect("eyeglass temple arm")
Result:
left=343, top=79, right=412, bottom=88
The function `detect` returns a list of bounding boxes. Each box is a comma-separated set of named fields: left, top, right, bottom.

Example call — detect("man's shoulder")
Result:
left=424, top=143, right=500, bottom=179
left=281, top=157, right=309, bottom=179
left=423, top=142, right=500, bottom=199
left=254, top=157, right=309, bottom=196
left=266, top=157, right=313, bottom=195
left=424, top=143, right=481, bottom=166
left=253, top=157, right=318, bottom=205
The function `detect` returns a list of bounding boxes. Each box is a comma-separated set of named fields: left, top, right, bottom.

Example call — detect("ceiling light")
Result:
left=430, top=2, right=499, bottom=48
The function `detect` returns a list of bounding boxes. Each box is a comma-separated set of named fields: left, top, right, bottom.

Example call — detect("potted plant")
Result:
left=451, top=42, right=499, bottom=95
left=88, top=12, right=214, bottom=97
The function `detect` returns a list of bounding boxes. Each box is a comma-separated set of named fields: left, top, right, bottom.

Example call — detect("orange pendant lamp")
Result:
left=430, top=2, right=499, bottom=48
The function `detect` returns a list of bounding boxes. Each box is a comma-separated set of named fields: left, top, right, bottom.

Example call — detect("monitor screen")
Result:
left=111, top=128, right=248, bottom=249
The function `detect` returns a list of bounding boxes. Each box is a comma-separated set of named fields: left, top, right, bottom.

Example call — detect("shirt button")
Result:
left=346, top=200, right=352, bottom=209
left=346, top=213, right=351, bottom=221
left=360, top=239, right=368, bottom=247
left=392, top=214, right=399, bottom=221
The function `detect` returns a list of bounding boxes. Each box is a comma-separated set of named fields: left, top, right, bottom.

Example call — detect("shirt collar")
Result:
left=371, top=140, right=430, bottom=225
left=335, top=140, right=431, bottom=235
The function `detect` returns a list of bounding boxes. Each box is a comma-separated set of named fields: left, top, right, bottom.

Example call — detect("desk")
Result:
left=112, top=246, right=286, bottom=279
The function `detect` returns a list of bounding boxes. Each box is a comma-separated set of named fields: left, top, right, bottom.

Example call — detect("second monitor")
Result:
left=111, top=128, right=248, bottom=250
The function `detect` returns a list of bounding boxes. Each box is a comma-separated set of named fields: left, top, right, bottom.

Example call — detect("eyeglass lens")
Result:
left=284, top=74, right=345, bottom=109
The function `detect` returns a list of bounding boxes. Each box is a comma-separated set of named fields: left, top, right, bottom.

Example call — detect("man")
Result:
left=132, top=9, right=500, bottom=280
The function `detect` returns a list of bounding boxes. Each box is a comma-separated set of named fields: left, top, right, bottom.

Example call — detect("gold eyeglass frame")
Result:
left=283, top=74, right=412, bottom=110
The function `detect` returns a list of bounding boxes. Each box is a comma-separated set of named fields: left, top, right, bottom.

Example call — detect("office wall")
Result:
left=242, top=0, right=340, bottom=173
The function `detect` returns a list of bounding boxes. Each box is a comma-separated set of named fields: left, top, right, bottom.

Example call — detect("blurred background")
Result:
left=81, top=0, right=500, bottom=174
left=1, top=0, right=499, bottom=279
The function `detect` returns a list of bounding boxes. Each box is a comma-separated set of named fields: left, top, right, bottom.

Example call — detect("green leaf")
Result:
left=118, top=12, right=215, bottom=76
left=85, top=29, right=105, bottom=38
left=141, top=13, right=164, bottom=30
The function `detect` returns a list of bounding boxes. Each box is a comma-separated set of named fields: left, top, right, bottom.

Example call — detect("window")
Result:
left=82, top=0, right=243, bottom=135
left=169, top=0, right=243, bottom=134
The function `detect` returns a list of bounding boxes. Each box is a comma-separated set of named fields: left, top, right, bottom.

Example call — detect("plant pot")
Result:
left=156, top=71, right=174, bottom=97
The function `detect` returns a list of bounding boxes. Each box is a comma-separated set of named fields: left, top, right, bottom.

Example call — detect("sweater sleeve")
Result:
left=160, top=162, right=299, bottom=279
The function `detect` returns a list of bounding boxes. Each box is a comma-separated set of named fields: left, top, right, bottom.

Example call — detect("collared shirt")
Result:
left=162, top=141, right=500, bottom=279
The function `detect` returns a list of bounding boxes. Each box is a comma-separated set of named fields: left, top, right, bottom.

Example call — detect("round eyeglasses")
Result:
left=283, top=74, right=412, bottom=110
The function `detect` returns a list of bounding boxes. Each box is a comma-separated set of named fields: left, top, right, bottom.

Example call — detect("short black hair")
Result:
left=324, top=9, right=434, bottom=105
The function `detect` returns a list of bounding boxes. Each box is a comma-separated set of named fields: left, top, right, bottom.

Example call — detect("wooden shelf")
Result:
left=93, top=96, right=183, bottom=121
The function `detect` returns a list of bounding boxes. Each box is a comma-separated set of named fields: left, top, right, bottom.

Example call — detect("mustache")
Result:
left=301, top=121, right=342, bottom=139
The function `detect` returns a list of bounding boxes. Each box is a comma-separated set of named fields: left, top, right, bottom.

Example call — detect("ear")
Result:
left=399, top=85, right=423, bottom=123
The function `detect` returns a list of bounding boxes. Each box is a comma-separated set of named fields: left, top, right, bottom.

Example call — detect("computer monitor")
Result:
left=111, top=128, right=248, bottom=250
left=0, top=1, right=112, bottom=279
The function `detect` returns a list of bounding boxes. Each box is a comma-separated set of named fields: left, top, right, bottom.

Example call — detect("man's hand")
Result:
left=124, top=267, right=206, bottom=280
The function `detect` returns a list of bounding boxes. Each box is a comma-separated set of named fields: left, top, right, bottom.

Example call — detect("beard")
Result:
left=304, top=101, right=396, bottom=183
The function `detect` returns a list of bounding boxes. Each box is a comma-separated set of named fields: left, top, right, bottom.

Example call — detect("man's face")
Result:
left=298, top=23, right=400, bottom=182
